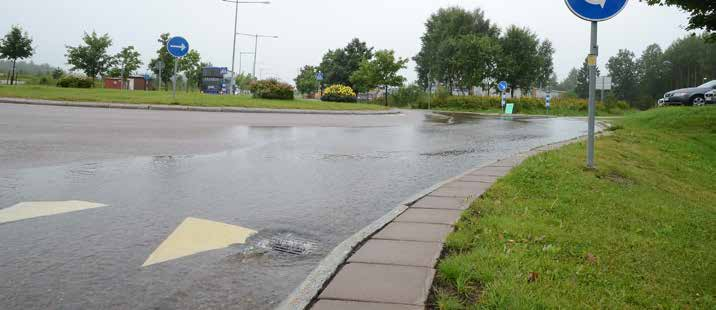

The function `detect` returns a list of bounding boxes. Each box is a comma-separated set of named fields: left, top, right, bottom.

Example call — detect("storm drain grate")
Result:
left=259, top=234, right=317, bottom=256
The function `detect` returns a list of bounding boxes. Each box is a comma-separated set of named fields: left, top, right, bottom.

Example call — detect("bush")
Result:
left=321, top=84, right=357, bottom=103
left=429, top=95, right=630, bottom=115
left=390, top=85, right=427, bottom=107
left=248, top=79, right=295, bottom=100
left=57, top=76, right=94, bottom=88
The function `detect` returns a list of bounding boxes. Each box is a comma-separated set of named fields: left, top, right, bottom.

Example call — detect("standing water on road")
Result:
left=0, top=105, right=586, bottom=309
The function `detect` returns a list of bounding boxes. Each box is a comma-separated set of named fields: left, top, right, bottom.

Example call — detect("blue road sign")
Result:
left=316, top=71, right=324, bottom=81
left=546, top=94, right=551, bottom=107
left=498, top=81, right=508, bottom=92
left=167, top=36, right=190, bottom=58
left=565, top=0, right=629, bottom=22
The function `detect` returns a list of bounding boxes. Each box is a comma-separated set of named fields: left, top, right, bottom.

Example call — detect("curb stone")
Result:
left=278, top=122, right=611, bottom=310
left=0, top=97, right=401, bottom=116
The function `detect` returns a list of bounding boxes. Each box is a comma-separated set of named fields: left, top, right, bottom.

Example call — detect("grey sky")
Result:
left=2, top=0, right=692, bottom=84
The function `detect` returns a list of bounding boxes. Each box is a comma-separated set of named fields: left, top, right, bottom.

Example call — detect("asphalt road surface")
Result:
left=0, top=103, right=587, bottom=309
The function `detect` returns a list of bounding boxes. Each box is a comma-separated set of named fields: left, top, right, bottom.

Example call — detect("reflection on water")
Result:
left=0, top=114, right=587, bottom=309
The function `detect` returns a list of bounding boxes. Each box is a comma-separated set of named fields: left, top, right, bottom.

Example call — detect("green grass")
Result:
left=0, top=85, right=388, bottom=111
left=434, top=107, right=716, bottom=309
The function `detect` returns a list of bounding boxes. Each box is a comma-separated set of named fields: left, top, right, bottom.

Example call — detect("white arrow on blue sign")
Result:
left=565, top=0, right=629, bottom=22
left=316, top=71, right=324, bottom=81
left=167, top=36, right=190, bottom=58
left=498, top=81, right=508, bottom=92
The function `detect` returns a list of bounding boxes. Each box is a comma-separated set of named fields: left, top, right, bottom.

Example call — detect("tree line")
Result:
left=294, top=38, right=408, bottom=105
left=557, top=34, right=715, bottom=109
left=64, top=31, right=208, bottom=90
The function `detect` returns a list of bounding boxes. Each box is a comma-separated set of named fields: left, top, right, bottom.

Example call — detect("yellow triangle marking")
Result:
left=142, top=217, right=257, bottom=267
left=0, top=201, right=109, bottom=224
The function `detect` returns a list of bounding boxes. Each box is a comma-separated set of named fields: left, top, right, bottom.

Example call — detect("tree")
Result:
left=637, top=44, right=667, bottom=100
left=178, top=50, right=202, bottom=91
left=111, top=46, right=142, bottom=81
left=51, top=67, right=64, bottom=80
left=558, top=68, right=580, bottom=92
left=66, top=32, right=114, bottom=83
left=414, top=7, right=500, bottom=88
left=537, top=39, right=556, bottom=89
left=235, top=72, right=256, bottom=93
left=319, top=39, right=373, bottom=88
left=499, top=26, right=541, bottom=97
left=351, top=50, right=408, bottom=106
left=441, top=34, right=501, bottom=93
left=640, top=1, right=715, bottom=42
left=148, top=33, right=176, bottom=90
left=576, top=59, right=601, bottom=99
left=607, top=49, right=640, bottom=102
left=0, top=26, right=34, bottom=85
left=294, top=65, right=320, bottom=95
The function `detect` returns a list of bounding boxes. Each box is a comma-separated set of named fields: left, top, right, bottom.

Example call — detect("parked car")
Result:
left=662, top=80, right=716, bottom=106
left=706, top=90, right=715, bottom=105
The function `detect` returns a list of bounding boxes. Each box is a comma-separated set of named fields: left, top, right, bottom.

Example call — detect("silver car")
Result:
left=706, top=90, right=715, bottom=105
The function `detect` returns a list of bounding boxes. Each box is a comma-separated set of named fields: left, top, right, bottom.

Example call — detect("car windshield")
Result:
left=697, top=81, right=716, bottom=88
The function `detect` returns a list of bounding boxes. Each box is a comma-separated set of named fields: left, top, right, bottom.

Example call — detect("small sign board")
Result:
left=316, top=71, right=324, bottom=81
left=498, top=81, right=508, bottom=92
left=505, top=103, right=514, bottom=115
left=596, top=76, right=612, bottom=90
left=546, top=94, right=551, bottom=107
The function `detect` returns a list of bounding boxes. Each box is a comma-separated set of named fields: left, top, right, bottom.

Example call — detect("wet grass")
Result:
left=433, top=106, right=716, bottom=309
left=0, top=85, right=388, bottom=111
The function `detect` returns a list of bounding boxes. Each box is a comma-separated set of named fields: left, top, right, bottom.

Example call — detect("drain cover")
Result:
left=258, top=234, right=317, bottom=255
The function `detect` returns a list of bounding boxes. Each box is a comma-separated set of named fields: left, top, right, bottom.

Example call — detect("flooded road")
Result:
left=0, top=104, right=587, bottom=309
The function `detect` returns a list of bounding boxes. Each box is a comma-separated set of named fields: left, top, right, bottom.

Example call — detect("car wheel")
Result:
left=691, top=96, right=706, bottom=107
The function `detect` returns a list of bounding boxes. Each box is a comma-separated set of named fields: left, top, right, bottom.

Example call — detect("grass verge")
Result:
left=433, top=107, right=716, bottom=309
left=0, top=85, right=388, bottom=111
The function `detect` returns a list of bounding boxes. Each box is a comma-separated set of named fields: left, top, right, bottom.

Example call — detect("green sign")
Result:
left=505, top=103, right=514, bottom=115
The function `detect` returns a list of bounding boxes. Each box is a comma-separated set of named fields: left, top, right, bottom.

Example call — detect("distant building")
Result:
left=104, top=76, right=149, bottom=91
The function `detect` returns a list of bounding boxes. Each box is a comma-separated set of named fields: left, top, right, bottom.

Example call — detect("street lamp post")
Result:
left=220, top=0, right=270, bottom=95
left=236, top=32, right=278, bottom=79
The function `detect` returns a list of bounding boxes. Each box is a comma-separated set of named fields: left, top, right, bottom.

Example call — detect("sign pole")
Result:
left=587, top=21, right=598, bottom=169
left=172, top=59, right=179, bottom=100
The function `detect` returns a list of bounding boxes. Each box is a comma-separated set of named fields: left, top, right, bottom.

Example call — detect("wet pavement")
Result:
left=0, top=103, right=587, bottom=309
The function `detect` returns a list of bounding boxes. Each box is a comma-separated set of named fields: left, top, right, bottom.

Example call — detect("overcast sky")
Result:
left=2, top=0, right=694, bottom=84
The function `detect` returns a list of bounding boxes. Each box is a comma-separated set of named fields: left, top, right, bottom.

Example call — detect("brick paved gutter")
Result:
left=279, top=125, right=609, bottom=310
left=0, top=97, right=401, bottom=116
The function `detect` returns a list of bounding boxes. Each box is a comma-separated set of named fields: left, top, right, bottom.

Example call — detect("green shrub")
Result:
left=57, top=76, right=94, bottom=88
left=429, top=95, right=629, bottom=115
left=248, top=79, right=295, bottom=100
left=321, top=84, right=357, bottom=103
left=390, top=84, right=428, bottom=107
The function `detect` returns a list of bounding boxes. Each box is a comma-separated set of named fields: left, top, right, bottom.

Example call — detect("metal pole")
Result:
left=172, top=59, right=179, bottom=100
left=158, top=67, right=162, bottom=91
left=587, top=21, right=598, bottom=169
left=252, top=34, right=258, bottom=78
left=229, top=1, right=239, bottom=95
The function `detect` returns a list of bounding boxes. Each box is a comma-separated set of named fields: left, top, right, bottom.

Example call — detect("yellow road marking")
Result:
left=0, top=201, right=109, bottom=224
left=142, top=217, right=257, bottom=267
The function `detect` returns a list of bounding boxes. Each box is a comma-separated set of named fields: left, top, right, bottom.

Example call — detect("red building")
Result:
left=104, top=76, right=149, bottom=90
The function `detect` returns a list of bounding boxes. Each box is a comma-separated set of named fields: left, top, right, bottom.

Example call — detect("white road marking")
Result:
left=0, top=201, right=109, bottom=224
left=142, top=217, right=257, bottom=267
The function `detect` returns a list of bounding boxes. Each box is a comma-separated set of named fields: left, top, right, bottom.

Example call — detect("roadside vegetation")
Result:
left=433, top=107, right=716, bottom=309
left=0, top=85, right=387, bottom=111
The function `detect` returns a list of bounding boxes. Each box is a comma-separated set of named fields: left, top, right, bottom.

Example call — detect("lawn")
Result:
left=433, top=107, right=716, bottom=309
left=0, top=85, right=388, bottom=111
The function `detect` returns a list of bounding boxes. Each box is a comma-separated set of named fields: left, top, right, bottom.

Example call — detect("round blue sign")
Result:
left=565, top=0, right=629, bottom=22
left=498, top=81, right=508, bottom=92
left=167, top=36, right=190, bottom=58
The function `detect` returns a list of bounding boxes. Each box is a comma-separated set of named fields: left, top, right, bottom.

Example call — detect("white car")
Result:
left=706, top=90, right=715, bottom=104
